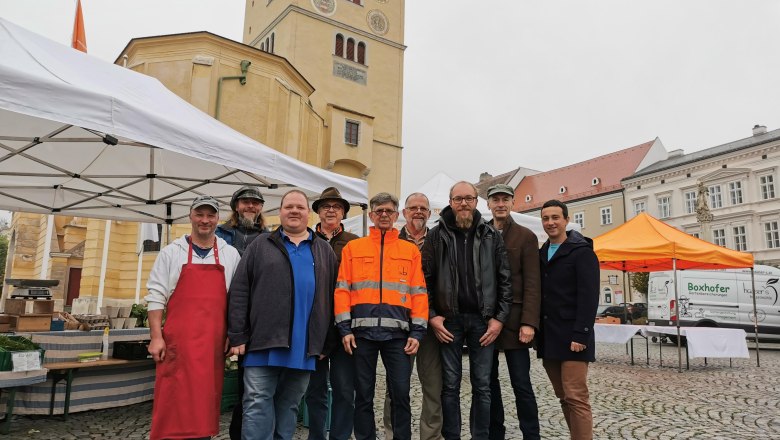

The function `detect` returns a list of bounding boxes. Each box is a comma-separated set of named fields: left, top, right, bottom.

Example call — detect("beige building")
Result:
left=5, top=0, right=406, bottom=308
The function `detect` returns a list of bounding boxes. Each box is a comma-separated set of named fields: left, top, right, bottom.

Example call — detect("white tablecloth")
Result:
left=640, top=326, right=749, bottom=359
left=594, top=324, right=643, bottom=344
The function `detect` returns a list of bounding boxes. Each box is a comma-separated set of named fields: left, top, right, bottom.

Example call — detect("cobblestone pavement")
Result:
left=4, top=339, right=780, bottom=439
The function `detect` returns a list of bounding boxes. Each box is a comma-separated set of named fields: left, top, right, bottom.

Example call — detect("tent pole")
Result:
left=39, top=215, right=54, bottom=280
left=362, top=203, right=368, bottom=236
left=673, top=258, right=682, bottom=373
left=750, top=268, right=760, bottom=367
left=96, top=219, right=111, bottom=314
left=134, top=223, right=143, bottom=305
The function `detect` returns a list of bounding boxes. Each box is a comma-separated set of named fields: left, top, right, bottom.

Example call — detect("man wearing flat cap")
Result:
left=217, top=185, right=267, bottom=256
left=147, top=195, right=242, bottom=439
left=305, top=187, right=360, bottom=440
left=484, top=184, right=541, bottom=440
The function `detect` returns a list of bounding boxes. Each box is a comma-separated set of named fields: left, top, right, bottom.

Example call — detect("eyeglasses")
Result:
left=451, top=196, right=477, bottom=204
left=371, top=209, right=397, bottom=217
left=405, top=206, right=429, bottom=213
left=319, top=204, right=343, bottom=212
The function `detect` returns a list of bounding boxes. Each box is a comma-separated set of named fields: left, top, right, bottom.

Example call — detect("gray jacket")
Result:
left=227, top=227, right=338, bottom=357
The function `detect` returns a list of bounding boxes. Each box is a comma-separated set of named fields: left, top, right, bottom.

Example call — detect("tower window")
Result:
left=335, top=34, right=344, bottom=57
left=346, top=38, right=355, bottom=61
left=357, top=42, right=366, bottom=64
left=345, top=120, right=360, bottom=145
left=270, top=33, right=275, bottom=53
left=265, top=37, right=270, bottom=52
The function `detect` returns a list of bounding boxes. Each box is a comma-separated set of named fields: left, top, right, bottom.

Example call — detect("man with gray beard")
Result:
left=217, top=185, right=267, bottom=256
left=216, top=185, right=267, bottom=440
left=422, top=181, right=512, bottom=440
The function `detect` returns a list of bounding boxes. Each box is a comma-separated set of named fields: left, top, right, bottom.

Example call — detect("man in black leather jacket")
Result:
left=421, top=181, right=512, bottom=440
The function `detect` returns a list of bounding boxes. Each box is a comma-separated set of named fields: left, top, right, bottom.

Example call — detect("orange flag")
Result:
left=71, top=0, right=87, bottom=52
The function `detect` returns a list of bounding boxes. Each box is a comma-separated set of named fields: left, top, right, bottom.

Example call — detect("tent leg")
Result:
left=750, top=269, right=760, bottom=367
left=673, top=259, right=682, bottom=373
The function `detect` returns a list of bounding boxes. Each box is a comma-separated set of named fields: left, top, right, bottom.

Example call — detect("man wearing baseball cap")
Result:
left=216, top=185, right=267, bottom=256
left=146, top=195, right=242, bottom=439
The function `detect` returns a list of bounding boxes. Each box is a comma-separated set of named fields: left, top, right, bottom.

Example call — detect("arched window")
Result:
left=335, top=34, right=344, bottom=57
left=357, top=42, right=366, bottom=64
left=260, top=42, right=265, bottom=51
left=265, top=38, right=270, bottom=52
left=346, top=38, right=355, bottom=61
left=270, top=33, right=275, bottom=53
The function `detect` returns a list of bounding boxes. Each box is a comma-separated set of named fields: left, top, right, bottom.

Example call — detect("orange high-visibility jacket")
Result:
left=334, top=227, right=429, bottom=341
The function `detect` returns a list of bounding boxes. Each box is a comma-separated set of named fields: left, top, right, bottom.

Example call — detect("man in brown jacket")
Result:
left=305, top=187, right=359, bottom=440
left=485, top=184, right=541, bottom=440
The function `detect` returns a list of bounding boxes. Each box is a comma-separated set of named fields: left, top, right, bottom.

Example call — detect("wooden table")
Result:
left=45, top=358, right=152, bottom=420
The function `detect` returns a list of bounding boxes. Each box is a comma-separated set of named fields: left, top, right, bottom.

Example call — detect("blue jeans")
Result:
left=439, top=313, right=495, bottom=440
left=353, top=337, right=413, bottom=440
left=488, top=349, right=540, bottom=440
left=305, top=344, right=355, bottom=440
left=242, top=366, right=311, bottom=440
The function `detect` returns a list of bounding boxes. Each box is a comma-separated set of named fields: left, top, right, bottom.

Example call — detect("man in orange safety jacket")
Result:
left=334, top=192, right=428, bottom=440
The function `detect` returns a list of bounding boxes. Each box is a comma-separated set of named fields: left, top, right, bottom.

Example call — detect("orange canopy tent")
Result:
left=594, top=213, right=753, bottom=272
left=593, top=213, right=758, bottom=369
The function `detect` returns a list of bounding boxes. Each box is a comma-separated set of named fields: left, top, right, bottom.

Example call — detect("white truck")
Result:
left=647, top=264, right=780, bottom=340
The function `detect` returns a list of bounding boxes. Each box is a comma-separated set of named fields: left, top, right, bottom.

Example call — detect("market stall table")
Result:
left=0, top=369, right=48, bottom=434
left=640, top=326, right=749, bottom=368
left=594, top=323, right=647, bottom=365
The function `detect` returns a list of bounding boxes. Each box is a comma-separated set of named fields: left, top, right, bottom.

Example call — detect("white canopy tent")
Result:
left=0, top=18, right=368, bottom=310
left=0, top=18, right=367, bottom=222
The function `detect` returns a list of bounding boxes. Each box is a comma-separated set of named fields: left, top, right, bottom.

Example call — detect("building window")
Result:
left=691, top=232, right=700, bottom=239
left=684, top=191, right=696, bottom=214
left=346, top=0, right=362, bottom=4
left=335, top=34, right=344, bottom=57
left=260, top=42, right=265, bottom=51
left=708, top=185, right=722, bottom=209
left=728, top=181, right=743, bottom=205
left=733, top=226, right=747, bottom=251
left=345, top=120, right=359, bottom=145
left=657, top=196, right=671, bottom=219
left=765, top=221, right=780, bottom=248
left=265, top=37, right=270, bottom=52
left=633, top=200, right=645, bottom=216
left=713, top=228, right=726, bottom=247
left=760, top=174, right=775, bottom=200
left=573, top=212, right=584, bottom=228
left=142, top=225, right=163, bottom=252
left=357, top=42, right=366, bottom=64
left=600, top=207, right=612, bottom=225
left=346, top=38, right=355, bottom=61
left=270, top=33, right=275, bottom=53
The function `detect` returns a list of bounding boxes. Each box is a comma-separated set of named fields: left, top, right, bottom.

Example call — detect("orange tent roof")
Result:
left=593, top=213, right=753, bottom=272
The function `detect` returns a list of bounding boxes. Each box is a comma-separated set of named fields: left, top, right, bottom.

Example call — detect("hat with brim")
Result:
left=312, top=187, right=350, bottom=212
left=487, top=184, right=515, bottom=198
left=191, top=195, right=219, bottom=211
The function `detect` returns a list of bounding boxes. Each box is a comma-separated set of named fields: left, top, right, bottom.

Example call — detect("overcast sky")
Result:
left=2, top=0, right=780, bottom=198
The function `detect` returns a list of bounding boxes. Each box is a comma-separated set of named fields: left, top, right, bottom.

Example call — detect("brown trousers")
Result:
left=384, top=328, right=444, bottom=440
left=542, top=359, right=593, bottom=440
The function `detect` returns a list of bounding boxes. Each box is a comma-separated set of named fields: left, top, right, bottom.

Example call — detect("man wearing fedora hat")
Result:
left=305, top=186, right=360, bottom=440
left=216, top=185, right=267, bottom=256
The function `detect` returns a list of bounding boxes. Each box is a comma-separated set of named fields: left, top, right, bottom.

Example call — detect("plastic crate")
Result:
left=0, top=336, right=45, bottom=371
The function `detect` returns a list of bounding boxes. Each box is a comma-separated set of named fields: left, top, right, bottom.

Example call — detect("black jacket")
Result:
left=227, top=227, right=338, bottom=357
left=537, top=230, right=600, bottom=362
left=421, top=206, right=512, bottom=323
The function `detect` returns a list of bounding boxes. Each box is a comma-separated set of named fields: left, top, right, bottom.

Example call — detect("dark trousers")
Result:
left=304, top=343, right=355, bottom=440
left=353, top=338, right=412, bottom=440
left=487, top=348, right=540, bottom=440
left=439, top=313, right=494, bottom=440
left=229, top=356, right=245, bottom=440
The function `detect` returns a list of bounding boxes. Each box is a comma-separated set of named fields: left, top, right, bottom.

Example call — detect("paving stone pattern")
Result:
left=4, top=340, right=780, bottom=439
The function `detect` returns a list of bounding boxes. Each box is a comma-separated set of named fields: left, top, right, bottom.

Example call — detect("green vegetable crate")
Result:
left=0, top=335, right=45, bottom=371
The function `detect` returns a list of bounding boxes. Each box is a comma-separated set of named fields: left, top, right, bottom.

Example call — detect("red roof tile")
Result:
left=514, top=140, right=655, bottom=212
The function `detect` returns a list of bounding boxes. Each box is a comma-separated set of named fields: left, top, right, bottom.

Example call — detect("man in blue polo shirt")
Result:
left=228, top=190, right=338, bottom=440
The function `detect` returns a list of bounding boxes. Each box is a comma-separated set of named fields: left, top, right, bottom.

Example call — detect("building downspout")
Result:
left=215, top=60, right=251, bottom=120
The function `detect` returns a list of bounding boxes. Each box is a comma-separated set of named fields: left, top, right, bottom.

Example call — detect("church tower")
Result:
left=244, top=0, right=405, bottom=195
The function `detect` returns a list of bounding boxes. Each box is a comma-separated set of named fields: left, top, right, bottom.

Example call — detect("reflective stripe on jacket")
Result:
left=334, top=227, right=429, bottom=341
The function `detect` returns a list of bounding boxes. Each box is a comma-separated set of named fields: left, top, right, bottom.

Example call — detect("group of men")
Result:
left=145, top=180, right=599, bottom=440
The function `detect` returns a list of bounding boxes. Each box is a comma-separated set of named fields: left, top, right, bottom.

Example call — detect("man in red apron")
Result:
left=146, top=195, right=242, bottom=439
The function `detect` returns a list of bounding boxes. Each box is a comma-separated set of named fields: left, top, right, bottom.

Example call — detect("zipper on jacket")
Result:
left=378, top=230, right=386, bottom=328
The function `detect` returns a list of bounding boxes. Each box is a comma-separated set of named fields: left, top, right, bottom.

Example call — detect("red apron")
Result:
left=150, top=238, right=226, bottom=440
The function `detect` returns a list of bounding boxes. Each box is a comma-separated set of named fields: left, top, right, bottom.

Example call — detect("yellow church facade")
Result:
left=5, top=0, right=406, bottom=307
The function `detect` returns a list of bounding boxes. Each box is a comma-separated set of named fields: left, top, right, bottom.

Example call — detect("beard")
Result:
left=238, top=215, right=257, bottom=229
left=410, top=217, right=426, bottom=231
left=455, top=212, right=473, bottom=230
